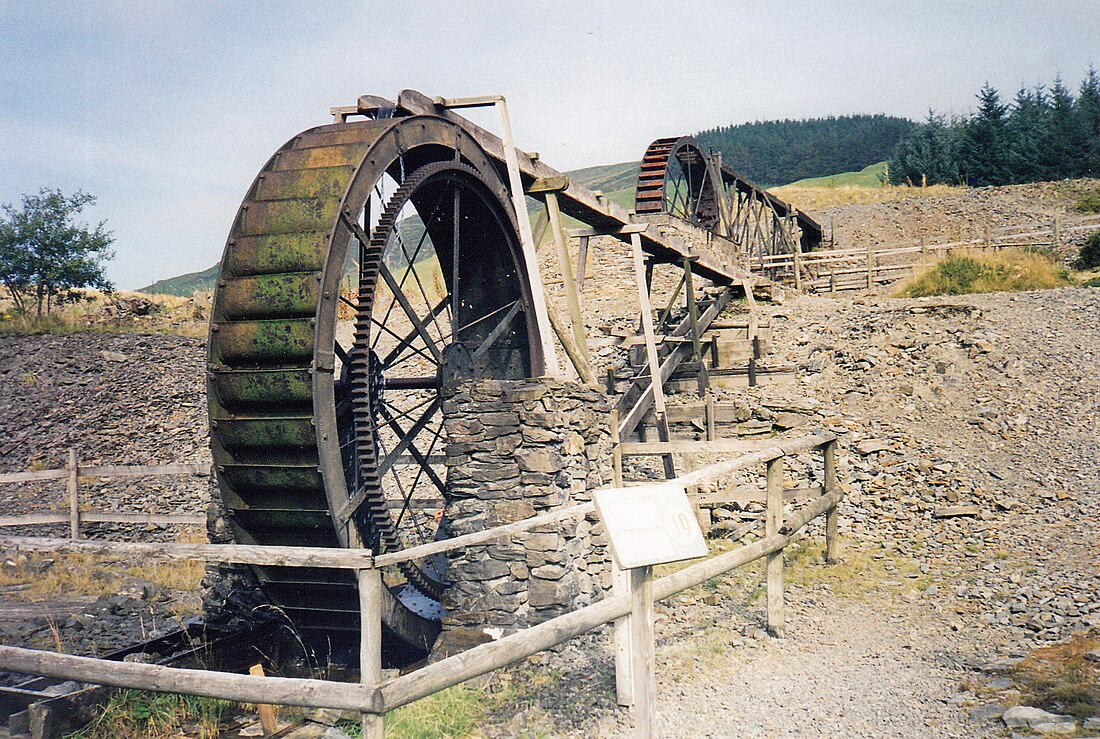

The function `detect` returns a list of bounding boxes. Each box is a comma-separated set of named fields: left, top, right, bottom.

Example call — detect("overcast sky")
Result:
left=2, top=1, right=1097, bottom=289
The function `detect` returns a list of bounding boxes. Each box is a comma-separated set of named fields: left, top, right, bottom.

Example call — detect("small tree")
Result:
left=0, top=189, right=114, bottom=316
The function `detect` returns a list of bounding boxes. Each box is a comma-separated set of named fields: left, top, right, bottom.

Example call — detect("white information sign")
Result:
left=593, top=484, right=709, bottom=569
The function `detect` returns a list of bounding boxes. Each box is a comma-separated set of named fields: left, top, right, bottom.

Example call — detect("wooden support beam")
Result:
left=683, top=257, right=707, bottom=394
left=630, top=233, right=675, bottom=479
left=493, top=97, right=561, bottom=377
left=610, top=410, right=624, bottom=488
left=742, top=278, right=759, bottom=388
left=568, top=224, right=650, bottom=237
left=546, top=191, right=593, bottom=377
left=575, top=236, right=590, bottom=294
left=545, top=298, right=596, bottom=385
left=617, top=288, right=734, bottom=439
left=527, top=175, right=570, bottom=193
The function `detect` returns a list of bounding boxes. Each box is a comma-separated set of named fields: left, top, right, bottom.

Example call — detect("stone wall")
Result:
left=435, top=378, right=615, bottom=654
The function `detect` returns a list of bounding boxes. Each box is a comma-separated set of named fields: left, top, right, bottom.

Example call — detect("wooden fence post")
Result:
left=1053, top=214, right=1061, bottom=250
left=865, top=243, right=873, bottom=289
left=765, top=456, right=785, bottom=637
left=629, top=565, right=656, bottom=737
left=823, top=440, right=839, bottom=564
left=359, top=567, right=384, bottom=739
left=67, top=448, right=80, bottom=541
left=612, top=559, right=634, bottom=707
left=792, top=242, right=803, bottom=292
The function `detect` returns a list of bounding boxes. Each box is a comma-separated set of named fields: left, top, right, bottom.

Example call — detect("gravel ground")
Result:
left=486, top=286, right=1100, bottom=737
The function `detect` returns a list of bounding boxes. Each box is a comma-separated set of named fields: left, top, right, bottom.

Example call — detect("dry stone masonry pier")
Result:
left=435, top=379, right=614, bottom=654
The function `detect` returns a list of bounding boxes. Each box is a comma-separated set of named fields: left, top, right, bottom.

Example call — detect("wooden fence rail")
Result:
left=751, top=214, right=1100, bottom=292
left=0, top=449, right=209, bottom=536
left=0, top=431, right=841, bottom=739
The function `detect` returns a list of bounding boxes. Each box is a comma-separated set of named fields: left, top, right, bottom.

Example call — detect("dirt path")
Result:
left=647, top=599, right=975, bottom=738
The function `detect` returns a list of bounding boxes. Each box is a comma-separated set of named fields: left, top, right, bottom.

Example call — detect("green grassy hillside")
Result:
left=784, top=162, right=888, bottom=188
left=139, top=263, right=219, bottom=296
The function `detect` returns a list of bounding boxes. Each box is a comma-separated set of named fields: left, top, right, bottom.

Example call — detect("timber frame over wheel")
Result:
left=208, top=89, right=805, bottom=663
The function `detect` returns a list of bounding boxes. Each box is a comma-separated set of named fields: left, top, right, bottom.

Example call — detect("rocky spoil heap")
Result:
left=0, top=332, right=209, bottom=526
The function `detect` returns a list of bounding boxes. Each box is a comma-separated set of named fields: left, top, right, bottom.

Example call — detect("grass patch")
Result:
left=382, top=683, right=500, bottom=738
left=66, top=689, right=230, bottom=738
left=896, top=248, right=1071, bottom=297
left=0, top=527, right=206, bottom=600
left=1083, top=275, right=1100, bottom=288
left=1072, top=186, right=1100, bottom=213
left=1011, top=631, right=1100, bottom=719
left=336, top=678, right=523, bottom=739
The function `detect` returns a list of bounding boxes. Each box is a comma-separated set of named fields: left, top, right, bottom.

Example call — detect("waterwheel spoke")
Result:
left=375, top=396, right=442, bottom=479
left=472, top=300, right=522, bottom=359
left=377, top=262, right=444, bottom=362
left=376, top=400, right=446, bottom=489
left=381, top=297, right=450, bottom=368
left=393, top=419, right=447, bottom=530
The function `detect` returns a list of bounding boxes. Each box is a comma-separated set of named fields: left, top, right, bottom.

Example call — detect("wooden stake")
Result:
left=865, top=243, right=873, bottom=289
left=67, top=448, right=79, bottom=541
left=248, top=664, right=278, bottom=736
left=359, top=568, right=385, bottom=739
left=824, top=439, right=839, bottom=564
left=630, top=566, right=656, bottom=737
left=765, top=457, right=785, bottom=637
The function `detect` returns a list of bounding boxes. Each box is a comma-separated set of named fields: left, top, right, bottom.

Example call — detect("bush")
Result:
left=899, top=249, right=1071, bottom=297
left=1075, top=231, right=1100, bottom=270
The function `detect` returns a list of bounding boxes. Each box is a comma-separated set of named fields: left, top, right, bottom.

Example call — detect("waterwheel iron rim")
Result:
left=208, top=114, right=546, bottom=661
left=634, top=135, right=720, bottom=228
